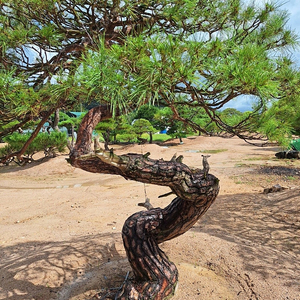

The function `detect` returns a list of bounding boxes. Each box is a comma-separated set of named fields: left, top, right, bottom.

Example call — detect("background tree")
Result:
left=219, top=108, right=243, bottom=125
left=133, top=105, right=160, bottom=142
left=95, top=118, right=118, bottom=150
left=152, top=105, right=212, bottom=142
left=132, top=118, right=156, bottom=143
left=58, top=112, right=85, bottom=148
left=134, top=105, right=159, bottom=123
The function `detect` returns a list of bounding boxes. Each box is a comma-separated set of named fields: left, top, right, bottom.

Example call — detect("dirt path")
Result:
left=0, top=136, right=299, bottom=300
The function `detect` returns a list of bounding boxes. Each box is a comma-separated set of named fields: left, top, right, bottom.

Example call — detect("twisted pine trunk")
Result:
left=69, top=106, right=220, bottom=300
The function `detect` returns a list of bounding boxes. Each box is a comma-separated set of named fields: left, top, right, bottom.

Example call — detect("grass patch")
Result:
left=244, top=156, right=271, bottom=161
left=199, top=149, right=228, bottom=154
left=95, top=133, right=172, bottom=144
left=151, top=133, right=173, bottom=142
left=140, top=133, right=173, bottom=142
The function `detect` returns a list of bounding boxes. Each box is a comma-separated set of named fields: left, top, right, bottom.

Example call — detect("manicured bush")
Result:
left=1, top=131, right=68, bottom=163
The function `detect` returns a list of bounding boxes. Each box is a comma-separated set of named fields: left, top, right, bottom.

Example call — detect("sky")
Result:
left=225, top=0, right=300, bottom=112
left=284, top=0, right=300, bottom=64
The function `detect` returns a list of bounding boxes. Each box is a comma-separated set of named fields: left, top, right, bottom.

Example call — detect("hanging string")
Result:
left=137, top=144, right=153, bottom=210
left=140, top=144, right=148, bottom=201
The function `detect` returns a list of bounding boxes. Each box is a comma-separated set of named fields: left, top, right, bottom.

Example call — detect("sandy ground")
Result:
left=0, top=136, right=300, bottom=300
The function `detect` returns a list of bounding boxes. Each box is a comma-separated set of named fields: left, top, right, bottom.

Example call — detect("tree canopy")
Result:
left=1, top=0, right=300, bottom=161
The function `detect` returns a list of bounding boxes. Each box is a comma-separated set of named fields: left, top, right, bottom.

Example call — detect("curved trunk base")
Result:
left=94, top=208, right=179, bottom=300
left=92, top=189, right=218, bottom=300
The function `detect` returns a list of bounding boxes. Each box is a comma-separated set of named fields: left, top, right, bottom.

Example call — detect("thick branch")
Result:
left=70, top=104, right=113, bottom=157
left=70, top=149, right=219, bottom=203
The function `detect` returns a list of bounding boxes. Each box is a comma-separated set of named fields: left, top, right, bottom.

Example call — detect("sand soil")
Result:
left=0, top=136, right=299, bottom=300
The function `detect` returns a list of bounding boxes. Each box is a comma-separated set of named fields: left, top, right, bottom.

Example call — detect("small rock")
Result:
left=263, top=184, right=287, bottom=194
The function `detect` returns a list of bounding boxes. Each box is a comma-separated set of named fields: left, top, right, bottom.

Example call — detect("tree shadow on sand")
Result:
left=1, top=189, right=300, bottom=300
left=193, top=188, right=300, bottom=292
left=0, top=233, right=131, bottom=300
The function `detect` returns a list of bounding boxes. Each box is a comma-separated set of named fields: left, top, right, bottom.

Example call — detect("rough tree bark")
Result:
left=69, top=106, right=220, bottom=300
left=70, top=104, right=113, bottom=155
left=53, top=108, right=60, bottom=132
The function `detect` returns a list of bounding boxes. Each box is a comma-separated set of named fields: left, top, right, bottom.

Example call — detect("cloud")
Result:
left=220, top=95, right=259, bottom=112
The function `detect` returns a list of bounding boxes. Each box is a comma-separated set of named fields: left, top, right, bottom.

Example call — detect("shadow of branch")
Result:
left=193, top=188, right=300, bottom=290
left=0, top=233, right=130, bottom=300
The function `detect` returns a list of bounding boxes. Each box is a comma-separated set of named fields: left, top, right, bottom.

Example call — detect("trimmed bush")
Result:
left=1, top=131, right=68, bottom=163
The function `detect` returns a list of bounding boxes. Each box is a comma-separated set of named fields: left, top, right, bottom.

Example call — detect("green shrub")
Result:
left=0, top=144, right=16, bottom=157
left=3, top=132, right=34, bottom=155
left=1, top=131, right=68, bottom=161
left=36, top=131, right=68, bottom=155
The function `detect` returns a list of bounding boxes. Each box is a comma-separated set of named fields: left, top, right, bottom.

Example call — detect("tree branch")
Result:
left=70, top=147, right=219, bottom=204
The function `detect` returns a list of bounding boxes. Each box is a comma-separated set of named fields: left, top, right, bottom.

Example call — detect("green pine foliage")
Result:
left=132, top=119, right=156, bottom=136
left=1, top=0, right=300, bottom=152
